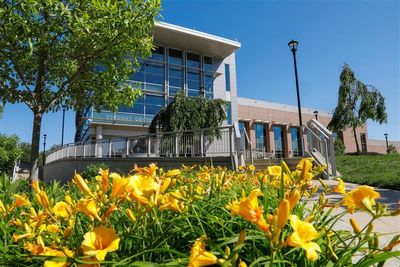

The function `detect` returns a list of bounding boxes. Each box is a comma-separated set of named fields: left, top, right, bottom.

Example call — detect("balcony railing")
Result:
left=46, top=126, right=237, bottom=165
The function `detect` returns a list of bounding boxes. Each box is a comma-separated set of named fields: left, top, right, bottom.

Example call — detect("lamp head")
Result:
left=384, top=133, right=388, bottom=138
left=288, top=40, right=299, bottom=51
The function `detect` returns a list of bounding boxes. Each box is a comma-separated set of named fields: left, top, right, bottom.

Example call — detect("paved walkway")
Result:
left=312, top=180, right=400, bottom=266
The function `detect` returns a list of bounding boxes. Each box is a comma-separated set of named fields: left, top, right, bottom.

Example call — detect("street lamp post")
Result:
left=384, top=133, right=389, bottom=153
left=61, top=108, right=66, bottom=146
left=313, top=110, right=319, bottom=120
left=288, top=40, right=304, bottom=155
left=43, top=134, right=47, bottom=166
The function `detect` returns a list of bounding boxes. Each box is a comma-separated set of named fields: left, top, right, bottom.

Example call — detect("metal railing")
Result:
left=46, top=126, right=238, bottom=165
left=238, top=127, right=254, bottom=165
left=303, top=119, right=337, bottom=178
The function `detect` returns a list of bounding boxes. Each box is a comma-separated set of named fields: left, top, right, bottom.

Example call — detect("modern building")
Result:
left=76, top=22, right=240, bottom=143
left=75, top=21, right=395, bottom=157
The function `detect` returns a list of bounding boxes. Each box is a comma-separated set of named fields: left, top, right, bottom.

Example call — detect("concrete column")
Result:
left=249, top=121, right=256, bottom=149
left=269, top=124, right=275, bottom=156
left=285, top=125, right=292, bottom=158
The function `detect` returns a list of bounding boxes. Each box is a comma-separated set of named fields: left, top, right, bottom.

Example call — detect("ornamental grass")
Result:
left=1, top=159, right=399, bottom=266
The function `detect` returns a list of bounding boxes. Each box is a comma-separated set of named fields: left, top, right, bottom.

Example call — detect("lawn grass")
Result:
left=336, top=154, right=400, bottom=190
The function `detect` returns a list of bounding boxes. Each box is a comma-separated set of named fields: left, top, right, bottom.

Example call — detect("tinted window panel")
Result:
left=188, top=90, right=200, bottom=97
left=169, top=49, right=183, bottom=65
left=187, top=53, right=200, bottom=68
left=204, top=56, right=213, bottom=72
left=150, top=46, right=164, bottom=61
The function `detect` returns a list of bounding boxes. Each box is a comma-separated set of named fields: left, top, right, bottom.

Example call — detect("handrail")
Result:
left=45, top=126, right=236, bottom=164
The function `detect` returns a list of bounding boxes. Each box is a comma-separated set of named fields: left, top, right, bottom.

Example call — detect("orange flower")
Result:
left=110, top=174, right=128, bottom=199
left=52, top=201, right=71, bottom=218
left=342, top=185, right=380, bottom=213
left=99, top=168, right=109, bottom=194
left=73, top=173, right=93, bottom=197
left=188, top=236, right=218, bottom=267
left=10, top=194, right=30, bottom=211
left=76, top=199, right=100, bottom=221
left=227, top=189, right=269, bottom=233
left=332, top=178, right=346, bottom=194
left=81, top=226, right=120, bottom=261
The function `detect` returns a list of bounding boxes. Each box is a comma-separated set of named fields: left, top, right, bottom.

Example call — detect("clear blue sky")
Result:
left=0, top=0, right=399, bottom=149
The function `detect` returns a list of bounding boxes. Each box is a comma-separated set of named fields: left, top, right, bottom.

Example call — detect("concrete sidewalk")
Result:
left=312, top=180, right=400, bottom=266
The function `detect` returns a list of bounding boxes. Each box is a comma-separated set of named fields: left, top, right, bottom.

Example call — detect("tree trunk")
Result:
left=353, top=127, right=360, bottom=153
left=29, top=112, right=43, bottom=181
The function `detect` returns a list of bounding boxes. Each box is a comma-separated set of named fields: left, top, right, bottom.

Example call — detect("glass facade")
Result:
left=255, top=123, right=266, bottom=151
left=87, top=46, right=217, bottom=132
left=274, top=125, right=285, bottom=158
left=290, top=127, right=301, bottom=157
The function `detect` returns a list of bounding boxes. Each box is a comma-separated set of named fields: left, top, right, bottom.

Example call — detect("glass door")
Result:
left=291, top=127, right=301, bottom=157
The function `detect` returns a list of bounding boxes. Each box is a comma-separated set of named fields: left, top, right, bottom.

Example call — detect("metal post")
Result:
left=384, top=133, right=389, bottom=153
left=200, top=130, right=204, bottom=156
left=74, top=145, right=77, bottom=157
left=83, top=143, right=86, bottom=158
left=61, top=108, right=65, bottom=146
left=147, top=136, right=151, bottom=157
left=43, top=134, right=47, bottom=165
left=288, top=40, right=304, bottom=156
left=126, top=138, right=129, bottom=157
left=108, top=139, right=112, bottom=158
left=175, top=134, right=179, bottom=157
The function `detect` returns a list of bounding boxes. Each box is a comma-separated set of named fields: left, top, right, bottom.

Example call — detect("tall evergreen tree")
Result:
left=328, top=64, right=387, bottom=152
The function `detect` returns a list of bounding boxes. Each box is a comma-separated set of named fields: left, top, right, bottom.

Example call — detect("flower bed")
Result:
left=1, top=159, right=399, bottom=266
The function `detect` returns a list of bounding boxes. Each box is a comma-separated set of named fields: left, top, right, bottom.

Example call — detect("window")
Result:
left=187, top=53, right=200, bottom=69
left=255, top=124, right=266, bottom=151
left=150, top=46, right=164, bottom=61
left=226, top=102, right=232, bottom=125
left=169, top=49, right=183, bottom=65
left=187, top=69, right=200, bottom=96
left=360, top=133, right=367, bottom=152
left=274, top=125, right=285, bottom=158
left=129, top=61, right=164, bottom=92
left=169, top=66, right=183, bottom=96
left=291, top=127, right=301, bottom=157
left=145, top=95, right=164, bottom=115
left=204, top=56, right=213, bottom=72
left=225, top=64, right=230, bottom=91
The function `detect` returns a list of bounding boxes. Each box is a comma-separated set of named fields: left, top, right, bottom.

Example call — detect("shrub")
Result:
left=81, top=162, right=109, bottom=180
left=0, top=133, right=22, bottom=175
left=387, top=144, right=398, bottom=154
left=1, top=161, right=399, bottom=266
left=334, top=138, right=346, bottom=155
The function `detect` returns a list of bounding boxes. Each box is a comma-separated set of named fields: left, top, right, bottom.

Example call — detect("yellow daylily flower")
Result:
left=286, top=215, right=321, bottom=262
left=76, top=199, right=100, bottom=221
left=188, top=236, right=218, bottom=267
left=276, top=199, right=290, bottom=230
left=286, top=190, right=301, bottom=211
left=165, top=169, right=181, bottom=177
left=350, top=218, right=361, bottom=233
left=160, top=178, right=172, bottom=194
left=73, top=173, right=93, bottom=197
left=81, top=226, right=120, bottom=261
left=126, top=208, right=137, bottom=222
left=35, top=190, right=51, bottom=209
left=25, top=237, right=73, bottom=267
left=10, top=194, right=30, bottom=211
left=342, top=185, right=380, bottom=213
left=99, top=168, right=109, bottom=194
left=126, top=174, right=159, bottom=205
left=227, top=189, right=269, bottom=233
left=110, top=174, right=128, bottom=199
left=267, top=166, right=292, bottom=186
left=134, top=163, right=158, bottom=177
left=52, top=201, right=71, bottom=218
left=248, top=165, right=255, bottom=171
left=158, top=192, right=185, bottom=212
left=332, top=178, right=346, bottom=194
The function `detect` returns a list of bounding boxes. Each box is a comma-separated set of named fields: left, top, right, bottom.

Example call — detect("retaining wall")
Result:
left=43, top=157, right=233, bottom=184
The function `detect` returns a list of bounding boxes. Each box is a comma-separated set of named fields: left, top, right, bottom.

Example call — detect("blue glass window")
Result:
left=225, top=64, right=230, bottom=91
left=204, top=56, right=213, bottom=72
left=226, top=102, right=232, bottom=125
left=274, top=125, right=285, bottom=158
left=187, top=69, right=200, bottom=96
left=169, top=66, right=183, bottom=94
left=118, top=97, right=144, bottom=114
left=145, top=95, right=164, bottom=115
left=255, top=124, right=266, bottom=150
left=187, top=53, right=200, bottom=69
left=205, top=74, right=213, bottom=92
left=169, top=49, right=183, bottom=65
left=291, top=127, right=301, bottom=157
left=145, top=62, right=164, bottom=92
left=150, top=46, right=164, bottom=61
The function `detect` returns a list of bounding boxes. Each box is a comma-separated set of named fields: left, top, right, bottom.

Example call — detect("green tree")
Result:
left=0, top=0, right=160, bottom=180
left=149, top=91, right=228, bottom=136
left=328, top=64, right=387, bottom=152
left=334, top=138, right=346, bottom=156
left=0, top=134, right=22, bottom=176
left=19, top=142, right=32, bottom=163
